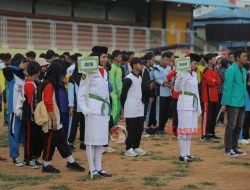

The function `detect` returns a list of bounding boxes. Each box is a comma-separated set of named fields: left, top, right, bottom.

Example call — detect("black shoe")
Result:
left=201, top=135, right=212, bottom=141
left=208, top=134, right=221, bottom=140
left=80, top=143, right=86, bottom=150
left=98, top=169, right=112, bottom=177
left=187, top=155, right=195, bottom=159
left=69, top=144, right=76, bottom=152
left=42, top=165, right=60, bottom=173
left=234, top=149, right=247, bottom=156
left=179, top=156, right=192, bottom=162
left=66, top=162, right=85, bottom=172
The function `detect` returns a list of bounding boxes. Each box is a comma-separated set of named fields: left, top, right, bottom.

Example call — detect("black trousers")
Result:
left=157, top=96, right=171, bottom=131
left=125, top=117, right=144, bottom=150
left=23, top=119, right=44, bottom=161
left=172, top=98, right=178, bottom=134
left=148, top=100, right=157, bottom=127
left=206, top=102, right=218, bottom=135
left=68, top=112, right=85, bottom=143
left=243, top=111, right=250, bottom=139
left=42, top=128, right=71, bottom=161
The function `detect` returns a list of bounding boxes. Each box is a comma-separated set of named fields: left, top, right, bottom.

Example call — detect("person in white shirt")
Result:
left=174, top=54, right=202, bottom=162
left=121, top=58, right=146, bottom=157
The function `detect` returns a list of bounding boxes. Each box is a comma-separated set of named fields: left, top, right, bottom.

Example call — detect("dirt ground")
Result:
left=0, top=117, right=250, bottom=190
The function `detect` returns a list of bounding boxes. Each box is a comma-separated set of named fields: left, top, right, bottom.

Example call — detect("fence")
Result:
left=0, top=16, right=195, bottom=52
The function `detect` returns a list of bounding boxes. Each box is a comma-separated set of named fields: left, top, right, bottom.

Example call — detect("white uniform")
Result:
left=174, top=71, right=201, bottom=133
left=174, top=70, right=201, bottom=158
left=78, top=68, right=110, bottom=146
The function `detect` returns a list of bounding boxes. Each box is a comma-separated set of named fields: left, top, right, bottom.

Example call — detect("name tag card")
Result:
left=175, top=57, right=191, bottom=72
left=78, top=56, right=99, bottom=74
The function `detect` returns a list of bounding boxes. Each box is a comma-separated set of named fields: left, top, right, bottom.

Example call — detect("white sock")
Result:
left=43, top=161, right=51, bottom=167
left=186, top=134, right=191, bottom=156
left=95, top=146, right=103, bottom=171
left=94, top=146, right=103, bottom=172
left=86, top=145, right=95, bottom=172
left=178, top=134, right=186, bottom=157
left=67, top=155, right=75, bottom=163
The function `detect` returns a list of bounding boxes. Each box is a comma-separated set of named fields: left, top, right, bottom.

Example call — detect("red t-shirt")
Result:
left=43, top=83, right=54, bottom=112
left=24, top=78, right=36, bottom=107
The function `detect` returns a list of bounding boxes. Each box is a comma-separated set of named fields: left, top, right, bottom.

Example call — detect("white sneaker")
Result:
left=142, top=131, right=150, bottom=138
left=239, top=139, right=248, bottom=145
left=103, top=147, right=116, bottom=153
left=247, top=139, right=250, bottom=145
left=134, top=148, right=147, bottom=156
left=124, top=148, right=138, bottom=157
left=13, top=158, right=24, bottom=167
left=26, top=159, right=39, bottom=169
left=224, top=150, right=239, bottom=158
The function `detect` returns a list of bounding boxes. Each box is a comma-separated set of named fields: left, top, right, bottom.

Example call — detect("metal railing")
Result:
left=0, top=16, right=195, bottom=52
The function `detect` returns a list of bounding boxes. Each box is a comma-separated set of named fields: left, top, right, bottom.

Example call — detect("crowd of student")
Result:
left=0, top=47, right=249, bottom=176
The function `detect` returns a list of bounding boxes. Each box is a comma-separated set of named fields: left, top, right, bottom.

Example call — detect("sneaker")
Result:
left=239, top=139, right=248, bottom=145
left=142, top=131, right=150, bottom=138
left=79, top=143, right=86, bottom=150
left=124, top=148, right=138, bottom=157
left=134, top=148, right=146, bottom=156
left=103, top=147, right=116, bottom=153
left=247, top=139, right=250, bottom=145
left=26, top=159, right=39, bottom=169
left=234, top=149, right=247, bottom=156
left=0, top=157, right=7, bottom=163
left=98, top=169, right=112, bottom=177
left=187, top=155, right=195, bottom=159
left=224, top=150, right=239, bottom=157
left=69, top=144, right=76, bottom=152
left=89, top=170, right=101, bottom=178
left=179, top=156, right=192, bottom=162
left=217, top=122, right=225, bottom=127
left=42, top=165, right=60, bottom=173
left=13, top=158, right=24, bottom=167
left=201, top=135, right=212, bottom=141
left=210, top=134, right=221, bottom=140
left=66, top=162, right=85, bottom=172
left=35, top=159, right=43, bottom=166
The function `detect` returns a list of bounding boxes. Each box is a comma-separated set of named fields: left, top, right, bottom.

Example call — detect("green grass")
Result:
left=49, top=184, right=72, bottom=190
left=148, top=152, right=168, bottom=161
left=183, top=184, right=199, bottom=189
left=77, top=175, right=101, bottom=181
left=114, top=177, right=128, bottom=183
left=0, top=173, right=57, bottom=190
left=220, top=161, right=250, bottom=167
left=0, top=133, right=8, bottom=148
left=171, top=160, right=190, bottom=168
left=143, top=176, right=166, bottom=187
left=209, top=145, right=224, bottom=150
left=200, top=181, right=216, bottom=186
left=0, top=173, right=55, bottom=182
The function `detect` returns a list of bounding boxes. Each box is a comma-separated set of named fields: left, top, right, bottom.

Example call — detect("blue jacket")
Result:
left=221, top=63, right=247, bottom=107
left=153, top=64, right=172, bottom=97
